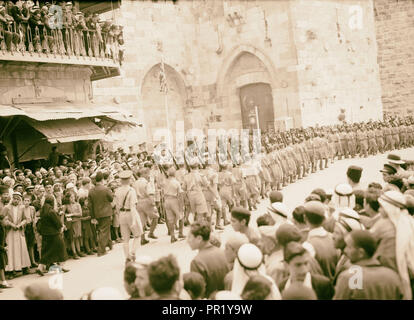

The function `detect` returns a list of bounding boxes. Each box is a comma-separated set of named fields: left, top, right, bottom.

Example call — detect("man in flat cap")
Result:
left=114, top=170, right=142, bottom=264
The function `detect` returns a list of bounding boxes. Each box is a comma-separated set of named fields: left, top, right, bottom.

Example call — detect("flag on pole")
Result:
left=159, top=56, right=168, bottom=94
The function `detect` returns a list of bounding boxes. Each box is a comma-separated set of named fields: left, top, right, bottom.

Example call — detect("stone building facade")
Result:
left=93, top=0, right=385, bottom=144
left=374, top=0, right=414, bottom=115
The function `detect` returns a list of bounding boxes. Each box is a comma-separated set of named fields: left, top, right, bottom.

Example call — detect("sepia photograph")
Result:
left=0, top=0, right=413, bottom=307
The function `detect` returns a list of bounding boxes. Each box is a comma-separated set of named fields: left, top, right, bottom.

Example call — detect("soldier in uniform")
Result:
left=399, top=120, right=407, bottom=149
left=367, top=125, right=378, bottom=155
left=163, top=167, right=185, bottom=243
left=338, top=126, right=346, bottom=159
left=384, top=122, right=394, bottom=151
left=202, top=163, right=222, bottom=229
left=231, top=161, right=248, bottom=209
left=305, top=133, right=316, bottom=172
left=218, top=163, right=235, bottom=229
left=241, top=155, right=260, bottom=211
left=182, top=161, right=209, bottom=224
left=375, top=122, right=385, bottom=154
left=133, top=167, right=159, bottom=245
left=357, top=124, right=368, bottom=158
left=114, top=170, right=143, bottom=264
left=391, top=122, right=400, bottom=150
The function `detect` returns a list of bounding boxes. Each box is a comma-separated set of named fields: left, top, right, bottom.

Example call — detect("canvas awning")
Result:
left=27, top=118, right=105, bottom=144
left=0, top=102, right=139, bottom=125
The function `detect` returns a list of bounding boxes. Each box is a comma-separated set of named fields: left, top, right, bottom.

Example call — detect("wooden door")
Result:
left=239, top=83, right=274, bottom=131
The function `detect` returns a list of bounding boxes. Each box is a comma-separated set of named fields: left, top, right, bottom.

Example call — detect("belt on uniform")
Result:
left=165, top=195, right=178, bottom=198
left=120, top=209, right=131, bottom=212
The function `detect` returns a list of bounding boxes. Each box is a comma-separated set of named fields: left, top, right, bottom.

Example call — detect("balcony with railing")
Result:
left=0, top=5, right=123, bottom=81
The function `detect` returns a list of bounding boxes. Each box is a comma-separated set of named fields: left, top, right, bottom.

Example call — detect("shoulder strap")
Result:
left=121, top=189, right=131, bottom=211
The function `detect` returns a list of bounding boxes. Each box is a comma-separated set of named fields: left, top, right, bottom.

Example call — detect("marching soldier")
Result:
left=133, top=167, right=159, bottom=245
left=375, top=123, right=385, bottom=154
left=163, top=167, right=185, bottom=243
left=384, top=122, right=394, bottom=151
left=231, top=161, right=248, bottom=209
left=218, top=163, right=234, bottom=229
left=356, top=124, right=369, bottom=158
left=182, top=161, right=209, bottom=224
left=367, top=125, right=378, bottom=155
left=339, top=126, right=349, bottom=159
left=391, top=122, right=400, bottom=150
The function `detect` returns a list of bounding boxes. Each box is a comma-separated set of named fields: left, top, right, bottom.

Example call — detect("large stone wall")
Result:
left=374, top=0, right=414, bottom=115
left=93, top=0, right=384, bottom=143
left=0, top=63, right=92, bottom=104
left=289, top=0, right=383, bottom=126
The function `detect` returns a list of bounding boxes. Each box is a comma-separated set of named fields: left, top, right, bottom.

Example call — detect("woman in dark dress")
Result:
left=36, top=195, right=69, bottom=276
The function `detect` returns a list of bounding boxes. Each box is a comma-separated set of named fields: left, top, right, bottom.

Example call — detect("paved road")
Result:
left=1, top=148, right=413, bottom=300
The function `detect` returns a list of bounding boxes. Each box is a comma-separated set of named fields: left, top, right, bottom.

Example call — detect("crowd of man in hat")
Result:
left=0, top=112, right=413, bottom=298
left=0, top=1, right=124, bottom=63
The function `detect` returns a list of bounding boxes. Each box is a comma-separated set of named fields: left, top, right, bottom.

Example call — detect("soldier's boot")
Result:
left=178, top=220, right=185, bottom=239
left=168, top=222, right=177, bottom=243
left=141, top=235, right=149, bottom=246
left=166, top=220, right=172, bottom=236
left=148, top=219, right=158, bottom=239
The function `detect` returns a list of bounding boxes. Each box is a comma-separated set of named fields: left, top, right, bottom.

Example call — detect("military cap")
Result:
left=304, top=200, right=325, bottom=218
left=119, top=170, right=132, bottom=179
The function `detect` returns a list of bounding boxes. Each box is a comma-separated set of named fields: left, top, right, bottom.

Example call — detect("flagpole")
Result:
left=160, top=50, right=171, bottom=149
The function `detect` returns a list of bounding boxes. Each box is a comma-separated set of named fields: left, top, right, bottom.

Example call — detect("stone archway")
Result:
left=219, top=50, right=276, bottom=131
left=217, top=44, right=301, bottom=130
left=141, top=64, right=188, bottom=146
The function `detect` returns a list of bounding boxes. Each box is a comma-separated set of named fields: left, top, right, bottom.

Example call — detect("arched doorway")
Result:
left=141, top=64, right=187, bottom=146
left=220, top=51, right=276, bottom=130
left=239, top=83, right=275, bottom=131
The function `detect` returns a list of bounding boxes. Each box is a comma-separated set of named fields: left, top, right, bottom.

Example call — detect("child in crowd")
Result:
left=79, top=197, right=96, bottom=255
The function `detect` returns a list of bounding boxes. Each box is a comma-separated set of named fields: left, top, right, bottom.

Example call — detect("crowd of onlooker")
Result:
left=0, top=1, right=124, bottom=63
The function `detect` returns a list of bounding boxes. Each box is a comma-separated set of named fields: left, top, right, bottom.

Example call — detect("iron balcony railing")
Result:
left=0, top=21, right=123, bottom=64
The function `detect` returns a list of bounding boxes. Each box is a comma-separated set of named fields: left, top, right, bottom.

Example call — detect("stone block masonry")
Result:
left=374, top=0, right=414, bottom=115
left=92, top=0, right=386, bottom=144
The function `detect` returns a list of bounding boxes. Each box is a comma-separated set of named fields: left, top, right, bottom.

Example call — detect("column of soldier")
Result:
left=0, top=0, right=124, bottom=63
left=0, top=115, right=413, bottom=287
